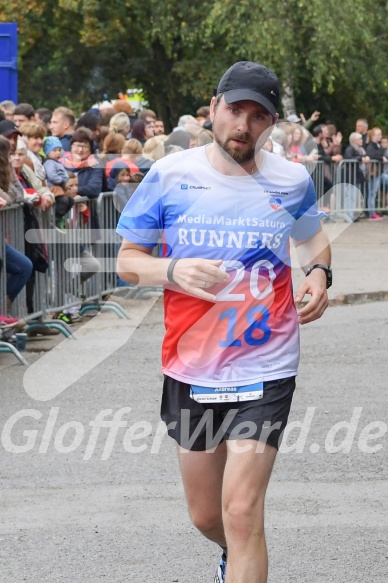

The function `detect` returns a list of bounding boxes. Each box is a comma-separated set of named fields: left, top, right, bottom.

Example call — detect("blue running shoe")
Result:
left=214, top=551, right=227, bottom=583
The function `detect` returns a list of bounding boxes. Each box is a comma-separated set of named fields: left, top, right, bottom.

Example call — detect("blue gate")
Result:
left=0, top=23, right=18, bottom=103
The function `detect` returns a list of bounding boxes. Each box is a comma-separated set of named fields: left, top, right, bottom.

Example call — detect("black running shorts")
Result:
left=161, top=375, right=296, bottom=451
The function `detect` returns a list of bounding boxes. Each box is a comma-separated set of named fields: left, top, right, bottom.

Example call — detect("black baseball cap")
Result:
left=215, top=61, right=279, bottom=116
left=0, top=120, right=21, bottom=137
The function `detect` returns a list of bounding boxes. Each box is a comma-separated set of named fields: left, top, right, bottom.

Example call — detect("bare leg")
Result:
left=178, top=441, right=227, bottom=547
left=222, top=440, right=277, bottom=583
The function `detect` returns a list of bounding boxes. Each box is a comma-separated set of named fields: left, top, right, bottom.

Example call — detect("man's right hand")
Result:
left=310, top=110, right=321, bottom=121
left=169, top=258, right=230, bottom=302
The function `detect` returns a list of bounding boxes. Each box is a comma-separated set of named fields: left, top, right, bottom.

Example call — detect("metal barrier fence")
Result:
left=44, top=197, right=97, bottom=311
left=0, top=203, right=27, bottom=317
left=35, top=196, right=129, bottom=320
left=305, top=160, right=325, bottom=205
left=0, top=193, right=143, bottom=324
left=309, top=159, right=388, bottom=215
left=2, top=158, right=386, bottom=363
left=1, top=196, right=131, bottom=363
left=96, top=187, right=163, bottom=300
left=96, top=191, right=123, bottom=296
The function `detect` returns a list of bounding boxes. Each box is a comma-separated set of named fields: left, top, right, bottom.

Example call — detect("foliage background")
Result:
left=1, top=0, right=388, bottom=136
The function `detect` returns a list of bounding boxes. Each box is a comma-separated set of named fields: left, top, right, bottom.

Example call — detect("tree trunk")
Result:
left=281, top=79, right=297, bottom=119
left=144, top=40, right=186, bottom=133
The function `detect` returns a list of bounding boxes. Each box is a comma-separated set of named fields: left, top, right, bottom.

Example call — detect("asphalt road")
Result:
left=0, top=297, right=387, bottom=583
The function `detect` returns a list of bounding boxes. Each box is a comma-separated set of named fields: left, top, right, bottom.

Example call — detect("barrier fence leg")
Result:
left=0, top=341, right=29, bottom=365
left=79, top=299, right=130, bottom=320
left=25, top=320, right=75, bottom=339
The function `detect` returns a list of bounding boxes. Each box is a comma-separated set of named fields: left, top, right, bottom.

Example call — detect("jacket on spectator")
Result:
left=59, top=134, right=73, bottom=152
left=26, top=150, right=46, bottom=182
left=44, top=159, right=69, bottom=188
left=365, top=141, right=384, bottom=177
left=8, top=165, right=25, bottom=204
left=61, top=152, right=104, bottom=198
left=19, top=165, right=55, bottom=202
left=342, top=145, right=366, bottom=185
left=365, top=141, right=385, bottom=163
left=61, top=152, right=104, bottom=240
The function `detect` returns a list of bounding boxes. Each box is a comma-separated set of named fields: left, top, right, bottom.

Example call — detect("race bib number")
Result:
left=190, top=381, right=264, bottom=403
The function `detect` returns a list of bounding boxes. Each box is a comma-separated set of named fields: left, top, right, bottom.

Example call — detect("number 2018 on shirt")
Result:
left=217, top=260, right=275, bottom=348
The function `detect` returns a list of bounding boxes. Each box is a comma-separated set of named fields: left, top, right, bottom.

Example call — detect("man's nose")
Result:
left=236, top=113, right=250, bottom=134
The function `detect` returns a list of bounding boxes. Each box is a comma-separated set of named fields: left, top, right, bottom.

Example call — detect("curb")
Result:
left=329, top=291, right=388, bottom=306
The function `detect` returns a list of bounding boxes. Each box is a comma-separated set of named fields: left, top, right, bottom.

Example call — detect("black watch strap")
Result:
left=305, top=264, right=332, bottom=288
left=167, top=258, right=180, bottom=284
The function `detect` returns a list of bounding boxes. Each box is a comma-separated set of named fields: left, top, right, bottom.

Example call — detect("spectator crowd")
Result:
left=0, top=97, right=387, bottom=334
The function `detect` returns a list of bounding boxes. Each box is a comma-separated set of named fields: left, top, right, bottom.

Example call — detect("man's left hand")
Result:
left=294, top=269, right=328, bottom=324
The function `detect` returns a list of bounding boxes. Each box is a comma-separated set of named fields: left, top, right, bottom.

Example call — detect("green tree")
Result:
left=1, top=0, right=387, bottom=135
left=204, top=0, right=388, bottom=134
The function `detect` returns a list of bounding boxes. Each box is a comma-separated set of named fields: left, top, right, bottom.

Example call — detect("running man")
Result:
left=116, top=61, right=331, bottom=583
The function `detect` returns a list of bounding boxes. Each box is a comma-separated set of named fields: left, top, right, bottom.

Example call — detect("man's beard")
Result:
left=213, top=131, right=255, bottom=165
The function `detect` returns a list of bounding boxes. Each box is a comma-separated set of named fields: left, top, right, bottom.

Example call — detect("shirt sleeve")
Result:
left=116, top=166, right=163, bottom=247
left=9, top=166, right=25, bottom=203
left=291, top=176, right=326, bottom=241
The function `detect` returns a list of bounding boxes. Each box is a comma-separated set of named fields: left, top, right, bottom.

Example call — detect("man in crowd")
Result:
left=154, top=119, right=165, bottom=135
left=13, top=103, right=35, bottom=127
left=35, top=107, right=52, bottom=130
left=355, top=118, right=369, bottom=148
left=138, top=108, right=157, bottom=122
left=116, top=61, right=331, bottom=583
left=0, top=100, right=16, bottom=120
left=49, top=106, right=76, bottom=151
left=196, top=105, right=211, bottom=126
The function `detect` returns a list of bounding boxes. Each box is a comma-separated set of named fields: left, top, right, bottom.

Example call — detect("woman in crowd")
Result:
left=62, top=128, right=104, bottom=199
left=365, top=127, right=387, bottom=220
left=130, top=119, right=154, bottom=146
left=286, top=125, right=308, bottom=163
left=11, top=138, right=55, bottom=314
left=129, top=135, right=167, bottom=176
left=11, top=138, right=54, bottom=208
left=342, top=132, right=370, bottom=222
left=122, top=138, right=142, bottom=161
left=163, top=130, right=196, bottom=151
left=109, top=112, right=131, bottom=138
left=321, top=123, right=343, bottom=180
left=19, top=121, right=47, bottom=181
left=100, top=133, right=140, bottom=183
left=61, top=127, right=102, bottom=283
left=142, top=135, right=167, bottom=162
left=96, top=126, right=110, bottom=154
left=0, top=135, right=33, bottom=321
left=101, top=133, right=126, bottom=162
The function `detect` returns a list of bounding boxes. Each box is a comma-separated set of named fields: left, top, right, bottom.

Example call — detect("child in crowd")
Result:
left=112, top=166, right=132, bottom=186
left=64, top=172, right=90, bottom=225
left=107, top=161, right=143, bottom=191
left=64, top=171, right=78, bottom=198
left=43, top=136, right=74, bottom=230
left=108, top=161, right=143, bottom=215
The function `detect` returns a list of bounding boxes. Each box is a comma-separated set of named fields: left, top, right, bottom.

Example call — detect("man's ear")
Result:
left=209, top=96, right=217, bottom=122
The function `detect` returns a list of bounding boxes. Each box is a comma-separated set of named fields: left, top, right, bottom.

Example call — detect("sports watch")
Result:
left=305, top=264, right=332, bottom=289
